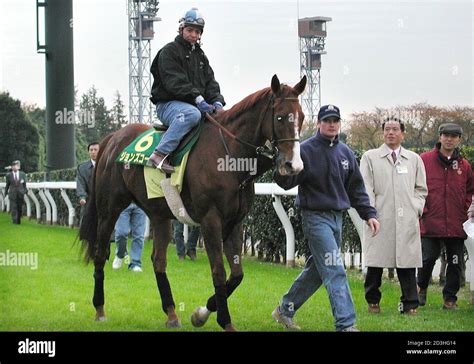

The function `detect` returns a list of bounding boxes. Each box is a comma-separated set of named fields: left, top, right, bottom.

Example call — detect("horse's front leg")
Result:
left=199, top=212, right=235, bottom=331
left=192, top=222, right=244, bottom=330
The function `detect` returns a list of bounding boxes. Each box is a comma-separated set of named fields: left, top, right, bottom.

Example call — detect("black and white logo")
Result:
left=341, top=159, right=349, bottom=170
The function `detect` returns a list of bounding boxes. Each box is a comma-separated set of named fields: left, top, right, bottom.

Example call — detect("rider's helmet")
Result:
left=179, top=8, right=205, bottom=33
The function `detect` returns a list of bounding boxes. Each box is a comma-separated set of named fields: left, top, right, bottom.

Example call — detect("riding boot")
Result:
left=148, top=151, right=175, bottom=173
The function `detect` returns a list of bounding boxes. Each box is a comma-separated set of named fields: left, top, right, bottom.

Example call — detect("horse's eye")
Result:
left=276, top=116, right=283, bottom=122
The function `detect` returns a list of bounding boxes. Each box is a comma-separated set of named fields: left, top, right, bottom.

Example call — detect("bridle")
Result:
left=204, top=95, right=301, bottom=161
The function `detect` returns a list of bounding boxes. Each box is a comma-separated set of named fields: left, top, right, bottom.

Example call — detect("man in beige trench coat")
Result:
left=360, top=117, right=428, bottom=315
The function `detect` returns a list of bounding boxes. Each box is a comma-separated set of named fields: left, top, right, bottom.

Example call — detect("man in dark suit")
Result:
left=5, top=160, right=28, bottom=224
left=76, top=142, right=99, bottom=223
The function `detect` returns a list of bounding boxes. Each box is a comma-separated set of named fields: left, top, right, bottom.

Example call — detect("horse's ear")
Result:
left=293, top=76, right=307, bottom=95
left=271, top=74, right=281, bottom=95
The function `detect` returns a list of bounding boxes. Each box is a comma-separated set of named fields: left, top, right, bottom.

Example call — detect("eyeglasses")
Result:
left=184, top=17, right=205, bottom=25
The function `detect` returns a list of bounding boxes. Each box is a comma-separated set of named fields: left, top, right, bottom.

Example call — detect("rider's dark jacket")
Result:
left=150, top=35, right=225, bottom=106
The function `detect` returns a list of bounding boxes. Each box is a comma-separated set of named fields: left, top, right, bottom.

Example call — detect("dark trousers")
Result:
left=10, top=196, right=24, bottom=224
left=417, top=237, right=464, bottom=302
left=173, top=220, right=200, bottom=257
left=365, top=267, right=419, bottom=312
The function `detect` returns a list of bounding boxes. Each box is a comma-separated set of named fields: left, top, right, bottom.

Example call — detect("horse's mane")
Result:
left=219, top=84, right=296, bottom=123
left=219, top=87, right=272, bottom=122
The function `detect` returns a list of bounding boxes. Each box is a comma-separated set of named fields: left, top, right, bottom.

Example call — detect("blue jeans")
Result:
left=154, top=101, right=202, bottom=155
left=173, top=220, right=200, bottom=257
left=114, top=203, right=146, bottom=268
left=280, top=210, right=356, bottom=331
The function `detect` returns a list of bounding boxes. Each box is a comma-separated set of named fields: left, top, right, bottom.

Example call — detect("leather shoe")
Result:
left=402, top=308, right=417, bottom=315
left=148, top=151, right=175, bottom=173
left=368, top=303, right=380, bottom=314
left=186, top=250, right=197, bottom=261
left=443, top=300, right=458, bottom=310
left=418, top=287, right=427, bottom=306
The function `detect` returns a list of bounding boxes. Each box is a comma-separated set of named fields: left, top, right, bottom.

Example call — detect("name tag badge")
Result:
left=396, top=165, right=408, bottom=174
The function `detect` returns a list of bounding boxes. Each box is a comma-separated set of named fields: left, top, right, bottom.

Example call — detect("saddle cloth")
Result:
left=116, top=121, right=203, bottom=199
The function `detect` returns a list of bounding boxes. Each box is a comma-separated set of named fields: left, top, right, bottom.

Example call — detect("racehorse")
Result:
left=80, top=75, right=306, bottom=331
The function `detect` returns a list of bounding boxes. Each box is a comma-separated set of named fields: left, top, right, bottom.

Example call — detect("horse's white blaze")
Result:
left=291, top=123, right=304, bottom=172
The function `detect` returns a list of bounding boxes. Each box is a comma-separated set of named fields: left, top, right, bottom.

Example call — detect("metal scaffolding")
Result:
left=128, top=0, right=160, bottom=124
left=298, top=16, right=332, bottom=123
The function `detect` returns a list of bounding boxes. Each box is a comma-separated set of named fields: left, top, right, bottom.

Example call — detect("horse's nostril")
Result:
left=285, top=161, right=293, bottom=169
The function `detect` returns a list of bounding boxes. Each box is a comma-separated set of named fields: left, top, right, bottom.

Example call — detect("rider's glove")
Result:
left=195, top=95, right=215, bottom=113
left=212, top=101, right=224, bottom=111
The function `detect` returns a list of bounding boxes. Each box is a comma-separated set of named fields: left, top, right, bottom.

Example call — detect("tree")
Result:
left=77, top=86, right=121, bottom=144
left=300, top=117, right=318, bottom=141
left=0, top=92, right=39, bottom=173
left=22, top=104, right=46, bottom=171
left=111, top=90, right=127, bottom=126
left=344, top=110, right=383, bottom=149
left=345, top=104, right=474, bottom=150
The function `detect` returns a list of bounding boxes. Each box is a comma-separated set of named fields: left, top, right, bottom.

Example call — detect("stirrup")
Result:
left=157, top=154, right=175, bottom=173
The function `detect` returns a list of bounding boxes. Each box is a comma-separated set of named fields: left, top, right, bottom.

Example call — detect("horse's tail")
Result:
left=79, top=132, right=115, bottom=263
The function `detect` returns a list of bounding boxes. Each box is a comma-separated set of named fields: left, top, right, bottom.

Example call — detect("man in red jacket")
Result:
left=417, top=123, right=473, bottom=310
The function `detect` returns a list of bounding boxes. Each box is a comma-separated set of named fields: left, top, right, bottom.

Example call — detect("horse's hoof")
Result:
left=95, top=315, right=106, bottom=322
left=224, top=324, right=237, bottom=332
left=191, top=306, right=211, bottom=327
left=166, top=319, right=182, bottom=329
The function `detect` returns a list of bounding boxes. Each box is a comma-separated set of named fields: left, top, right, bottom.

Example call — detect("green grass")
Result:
left=0, top=212, right=473, bottom=332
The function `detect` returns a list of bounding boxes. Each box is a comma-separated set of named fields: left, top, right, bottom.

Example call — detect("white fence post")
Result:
left=144, top=217, right=150, bottom=239
left=464, top=237, right=474, bottom=304
left=0, top=189, right=4, bottom=211
left=44, top=189, right=58, bottom=224
left=28, top=189, right=42, bottom=221
left=38, top=189, right=51, bottom=224
left=347, top=208, right=366, bottom=270
left=255, top=183, right=298, bottom=268
left=60, top=188, right=75, bottom=227
left=272, top=195, right=295, bottom=268
left=24, top=194, right=32, bottom=218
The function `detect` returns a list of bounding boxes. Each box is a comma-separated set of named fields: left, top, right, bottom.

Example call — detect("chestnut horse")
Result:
left=80, top=75, right=306, bottom=331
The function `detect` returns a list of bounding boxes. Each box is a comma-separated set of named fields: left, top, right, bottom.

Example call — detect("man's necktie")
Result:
left=391, top=151, right=397, bottom=164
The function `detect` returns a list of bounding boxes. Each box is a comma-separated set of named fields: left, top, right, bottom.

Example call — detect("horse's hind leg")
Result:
left=150, top=217, right=181, bottom=328
left=93, top=174, right=132, bottom=321
left=191, top=222, right=244, bottom=330
left=93, top=204, right=130, bottom=321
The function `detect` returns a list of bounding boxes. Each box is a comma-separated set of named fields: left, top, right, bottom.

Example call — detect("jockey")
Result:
left=148, top=7, right=226, bottom=173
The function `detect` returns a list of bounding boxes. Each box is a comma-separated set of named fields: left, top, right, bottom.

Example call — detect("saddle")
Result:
left=116, top=119, right=204, bottom=167
left=154, top=119, right=204, bottom=166
left=152, top=121, right=201, bottom=163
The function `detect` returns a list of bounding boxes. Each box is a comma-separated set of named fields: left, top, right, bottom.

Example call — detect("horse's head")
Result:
left=267, top=74, right=307, bottom=176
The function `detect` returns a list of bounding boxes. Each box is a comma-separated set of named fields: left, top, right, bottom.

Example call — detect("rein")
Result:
left=204, top=95, right=300, bottom=161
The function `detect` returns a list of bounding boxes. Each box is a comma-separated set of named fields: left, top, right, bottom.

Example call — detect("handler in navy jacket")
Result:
left=271, top=104, right=380, bottom=332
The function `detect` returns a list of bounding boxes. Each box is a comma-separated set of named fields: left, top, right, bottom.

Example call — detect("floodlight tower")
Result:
left=128, top=0, right=161, bottom=124
left=298, top=16, right=332, bottom=122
